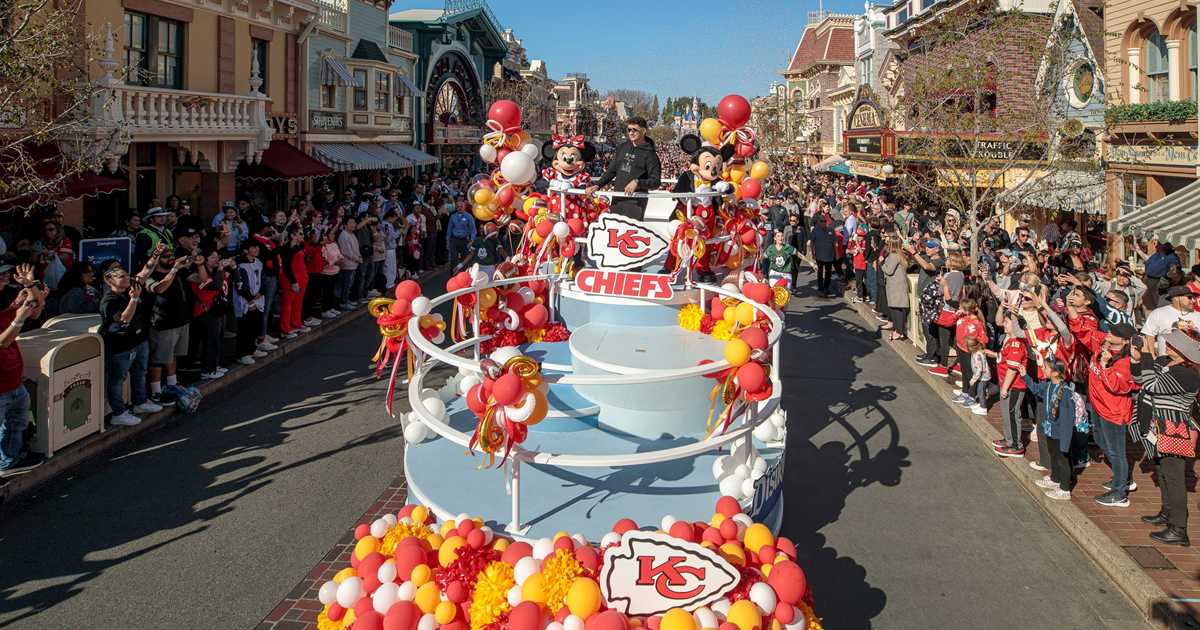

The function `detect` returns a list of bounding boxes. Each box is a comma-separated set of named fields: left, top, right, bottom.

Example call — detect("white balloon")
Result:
left=732, top=513, right=753, bottom=528
left=459, top=374, right=482, bottom=396
left=552, top=221, right=570, bottom=239
left=749, top=582, right=778, bottom=615
left=694, top=607, right=718, bottom=630
left=397, top=580, right=416, bottom=601
left=505, top=392, right=537, bottom=423
left=784, top=607, right=806, bottom=630
left=571, top=533, right=588, bottom=547
left=752, top=422, right=775, bottom=442
left=490, top=346, right=522, bottom=367
left=336, top=576, right=363, bottom=608
left=373, top=582, right=400, bottom=614
left=421, top=397, right=447, bottom=420
left=370, top=519, right=389, bottom=539
left=711, top=598, right=732, bottom=618
left=520, top=143, right=541, bottom=160
left=740, top=476, right=756, bottom=499
left=507, top=584, right=523, bottom=606
left=721, top=283, right=739, bottom=293
left=517, top=287, right=535, bottom=304
left=500, top=151, right=537, bottom=185
left=718, top=475, right=742, bottom=498
left=404, top=421, right=430, bottom=443
left=382, top=513, right=398, bottom=527
left=514, top=556, right=540, bottom=585
left=661, top=515, right=677, bottom=531
left=318, top=580, right=338, bottom=605
left=419, top=388, right=438, bottom=401
left=532, top=537, right=554, bottom=560
left=377, top=558, right=398, bottom=584
left=734, top=464, right=750, bottom=478
left=600, top=532, right=621, bottom=548
left=481, top=526, right=495, bottom=544
left=479, top=143, right=498, bottom=164
left=411, top=296, right=432, bottom=317
left=547, top=623, right=565, bottom=630
left=455, top=513, right=471, bottom=525
left=564, top=614, right=585, bottom=630
left=418, top=612, right=437, bottom=630
left=712, top=454, right=733, bottom=479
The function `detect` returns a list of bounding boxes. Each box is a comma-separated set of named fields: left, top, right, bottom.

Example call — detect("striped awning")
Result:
left=1109, top=179, right=1200, bottom=250
left=382, top=143, right=438, bottom=166
left=813, top=154, right=847, bottom=172
left=311, top=143, right=413, bottom=172
left=322, top=56, right=361, bottom=87
left=395, top=73, right=423, bottom=96
left=996, top=168, right=1107, bottom=215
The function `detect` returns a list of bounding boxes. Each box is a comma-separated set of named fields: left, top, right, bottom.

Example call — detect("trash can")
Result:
left=42, top=313, right=101, bottom=334
left=17, top=327, right=105, bottom=457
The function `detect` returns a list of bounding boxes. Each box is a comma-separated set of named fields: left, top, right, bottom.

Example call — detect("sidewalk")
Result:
left=0, top=304, right=373, bottom=509
left=845, top=297, right=1200, bottom=629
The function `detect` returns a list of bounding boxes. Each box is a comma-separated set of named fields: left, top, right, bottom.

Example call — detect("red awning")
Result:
left=0, top=143, right=127, bottom=212
left=236, top=140, right=333, bottom=180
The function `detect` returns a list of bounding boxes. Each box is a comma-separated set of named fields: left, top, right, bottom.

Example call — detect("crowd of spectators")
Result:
left=762, top=170, right=1200, bottom=547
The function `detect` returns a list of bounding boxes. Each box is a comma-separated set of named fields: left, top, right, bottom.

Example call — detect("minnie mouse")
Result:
left=539, top=134, right=598, bottom=223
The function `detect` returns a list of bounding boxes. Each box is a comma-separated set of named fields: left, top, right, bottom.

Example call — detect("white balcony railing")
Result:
left=388, top=26, right=413, bottom=52
left=316, top=0, right=347, bottom=33
left=114, top=85, right=270, bottom=136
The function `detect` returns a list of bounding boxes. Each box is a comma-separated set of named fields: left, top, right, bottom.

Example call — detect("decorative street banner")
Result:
left=586, top=214, right=669, bottom=270
left=600, top=531, right=740, bottom=616
left=79, top=237, right=132, bottom=273
left=575, top=269, right=675, bottom=300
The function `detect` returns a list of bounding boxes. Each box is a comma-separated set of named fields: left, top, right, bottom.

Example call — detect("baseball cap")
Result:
left=924, top=239, right=941, bottom=249
left=222, top=200, right=236, bottom=209
left=176, top=226, right=200, bottom=239
left=144, top=206, right=170, bottom=219
left=1166, top=285, right=1197, bottom=299
left=1165, top=329, right=1200, bottom=364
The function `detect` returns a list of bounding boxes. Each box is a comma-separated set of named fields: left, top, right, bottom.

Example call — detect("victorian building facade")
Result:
left=780, top=13, right=856, bottom=165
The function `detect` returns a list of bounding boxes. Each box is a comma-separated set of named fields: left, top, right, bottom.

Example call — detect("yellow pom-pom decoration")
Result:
left=521, top=571, right=547, bottom=604
left=415, top=580, right=441, bottom=613
left=565, top=577, right=602, bottom=619
left=742, top=523, right=774, bottom=555
left=411, top=563, right=432, bottom=586
left=435, top=600, right=458, bottom=624
left=343, top=608, right=357, bottom=628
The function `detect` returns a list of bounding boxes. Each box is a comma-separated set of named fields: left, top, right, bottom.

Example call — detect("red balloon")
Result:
left=554, top=606, right=572, bottom=622
left=736, top=362, right=767, bottom=393
left=443, top=621, right=467, bottom=630
left=446, top=580, right=469, bottom=604
left=466, top=384, right=488, bottom=414
left=586, top=610, right=629, bottom=630
left=496, top=148, right=512, bottom=165
left=456, top=519, right=477, bottom=536
left=359, top=551, right=386, bottom=586
left=488, top=100, right=523, bottom=130
left=757, top=544, right=777, bottom=565
left=561, top=240, right=577, bottom=258
left=669, top=520, right=695, bottom=542
left=716, top=495, right=742, bottom=517
left=767, top=560, right=807, bottom=605
left=575, top=544, right=599, bottom=574
left=535, top=219, right=554, bottom=239
left=328, top=603, right=347, bottom=622
left=354, top=597, right=376, bottom=618
left=740, top=327, right=768, bottom=350
left=466, top=528, right=486, bottom=549
left=508, top=601, right=543, bottom=630
left=384, top=601, right=420, bottom=630
left=613, top=518, right=638, bottom=535
left=736, top=141, right=756, bottom=158
left=775, top=536, right=797, bottom=559
left=718, top=95, right=752, bottom=129
left=505, top=292, right=526, bottom=312
left=501, top=541, right=533, bottom=564
left=773, top=604, right=795, bottom=625
left=710, top=297, right=726, bottom=321
left=355, top=523, right=371, bottom=540
left=741, top=178, right=762, bottom=200
left=567, top=218, right=586, bottom=236
left=740, top=229, right=758, bottom=246
left=553, top=536, right=575, bottom=554
left=394, top=543, right=425, bottom=581
left=356, top=611, right=384, bottom=630
left=395, top=280, right=421, bottom=301
left=743, top=282, right=772, bottom=305
left=492, top=373, right=523, bottom=406
left=719, top=518, right=738, bottom=541
left=646, top=615, right=662, bottom=630
left=524, top=304, right=549, bottom=328
left=498, top=186, right=515, bottom=208
left=701, top=526, right=725, bottom=546
left=390, top=298, right=412, bottom=317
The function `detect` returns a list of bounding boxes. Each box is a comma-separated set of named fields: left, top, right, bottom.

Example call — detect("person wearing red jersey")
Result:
left=278, top=227, right=310, bottom=339
left=1083, top=323, right=1138, bottom=507
left=994, top=315, right=1032, bottom=457
left=951, top=297, right=988, bottom=407
left=0, top=267, right=47, bottom=471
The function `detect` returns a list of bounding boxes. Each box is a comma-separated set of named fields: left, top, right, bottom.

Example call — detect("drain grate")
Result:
left=1124, top=545, right=1177, bottom=570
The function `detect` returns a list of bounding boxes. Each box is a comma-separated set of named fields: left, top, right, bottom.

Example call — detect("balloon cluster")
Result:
left=372, top=280, right=447, bottom=417
left=474, top=101, right=541, bottom=224
left=461, top=347, right=549, bottom=467
left=695, top=283, right=780, bottom=438
left=313, top=499, right=821, bottom=630
left=696, top=96, right=771, bottom=202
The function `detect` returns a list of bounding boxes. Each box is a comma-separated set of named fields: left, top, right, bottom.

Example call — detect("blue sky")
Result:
left=395, top=0, right=868, bottom=106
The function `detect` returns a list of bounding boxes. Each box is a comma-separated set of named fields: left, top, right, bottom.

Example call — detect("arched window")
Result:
left=1145, top=28, right=1169, bottom=103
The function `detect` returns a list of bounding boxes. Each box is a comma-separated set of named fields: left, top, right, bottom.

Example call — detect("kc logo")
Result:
left=600, top=531, right=739, bottom=616
left=586, top=215, right=669, bottom=271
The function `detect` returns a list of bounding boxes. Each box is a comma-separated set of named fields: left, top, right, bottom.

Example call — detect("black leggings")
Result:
left=195, top=312, right=224, bottom=373
left=889, top=307, right=908, bottom=334
left=854, top=268, right=866, bottom=299
left=816, top=260, right=835, bottom=293
left=236, top=310, right=263, bottom=358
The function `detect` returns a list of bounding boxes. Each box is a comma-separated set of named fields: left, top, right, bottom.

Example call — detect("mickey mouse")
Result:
left=539, top=134, right=597, bottom=223
left=671, top=134, right=734, bottom=235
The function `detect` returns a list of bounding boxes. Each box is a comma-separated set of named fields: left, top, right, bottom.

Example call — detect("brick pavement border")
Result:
left=0, top=305, right=371, bottom=510
left=841, top=296, right=1196, bottom=629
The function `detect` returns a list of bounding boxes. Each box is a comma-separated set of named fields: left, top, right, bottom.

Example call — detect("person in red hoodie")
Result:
left=951, top=296, right=988, bottom=407
left=994, top=315, right=1031, bottom=457
left=301, top=228, right=327, bottom=325
left=1085, top=322, right=1138, bottom=507
left=278, top=228, right=310, bottom=339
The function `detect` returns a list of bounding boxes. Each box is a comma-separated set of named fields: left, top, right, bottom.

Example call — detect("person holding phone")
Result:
left=1082, top=323, right=1138, bottom=507
left=0, top=282, right=47, bottom=469
left=100, top=264, right=163, bottom=425
left=144, top=248, right=194, bottom=404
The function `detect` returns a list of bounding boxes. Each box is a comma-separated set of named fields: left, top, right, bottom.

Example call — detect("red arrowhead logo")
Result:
left=586, top=215, right=669, bottom=270
left=600, top=531, right=739, bottom=615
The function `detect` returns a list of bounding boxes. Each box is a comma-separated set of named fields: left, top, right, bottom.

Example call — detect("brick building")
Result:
left=780, top=13, right=856, bottom=166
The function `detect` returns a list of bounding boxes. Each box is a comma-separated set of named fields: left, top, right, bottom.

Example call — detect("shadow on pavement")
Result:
left=780, top=292, right=907, bottom=630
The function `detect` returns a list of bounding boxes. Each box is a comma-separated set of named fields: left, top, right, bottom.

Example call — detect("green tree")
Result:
left=646, top=125, right=676, bottom=146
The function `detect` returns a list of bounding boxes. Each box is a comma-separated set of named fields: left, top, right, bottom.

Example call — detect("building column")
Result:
left=1167, top=40, right=1182, bottom=101
left=1127, top=48, right=1142, bottom=104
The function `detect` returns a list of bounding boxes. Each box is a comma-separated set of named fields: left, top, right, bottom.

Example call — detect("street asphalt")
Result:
left=0, top=266, right=1152, bottom=629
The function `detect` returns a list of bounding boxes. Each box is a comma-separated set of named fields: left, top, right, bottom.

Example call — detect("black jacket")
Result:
left=596, top=139, right=661, bottom=193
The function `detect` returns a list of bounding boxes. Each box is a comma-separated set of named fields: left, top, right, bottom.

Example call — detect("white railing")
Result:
left=113, top=85, right=270, bottom=136
left=387, top=25, right=413, bottom=51
left=315, top=0, right=347, bottom=33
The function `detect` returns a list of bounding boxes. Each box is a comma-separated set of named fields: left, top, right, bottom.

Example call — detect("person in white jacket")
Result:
left=233, top=241, right=266, bottom=365
left=335, top=217, right=361, bottom=311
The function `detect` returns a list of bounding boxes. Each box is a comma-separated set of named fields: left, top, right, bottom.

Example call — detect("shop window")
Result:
left=353, top=69, right=368, bottom=111
left=1145, top=29, right=1169, bottom=103
left=134, top=144, right=157, bottom=212
left=375, top=71, right=390, bottom=112
left=1120, top=174, right=1147, bottom=214
left=252, top=38, right=269, bottom=96
left=124, top=11, right=184, bottom=89
left=321, top=85, right=337, bottom=109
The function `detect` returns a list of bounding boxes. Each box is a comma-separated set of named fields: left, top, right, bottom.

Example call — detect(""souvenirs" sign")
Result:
left=600, top=531, right=740, bottom=616
left=575, top=269, right=675, bottom=300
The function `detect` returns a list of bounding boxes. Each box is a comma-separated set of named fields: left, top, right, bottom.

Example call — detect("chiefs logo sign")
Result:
left=600, top=531, right=739, bottom=616
left=586, top=215, right=669, bottom=270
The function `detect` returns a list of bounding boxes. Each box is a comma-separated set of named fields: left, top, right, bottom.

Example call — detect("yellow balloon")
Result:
left=565, top=577, right=602, bottom=620
left=724, top=339, right=752, bottom=367
left=662, top=608, right=698, bottom=630
left=750, top=160, right=770, bottom=181
left=493, top=538, right=510, bottom=552
left=411, top=505, right=429, bottom=524
left=333, top=567, right=357, bottom=583
left=354, top=536, right=380, bottom=561
left=414, top=580, right=441, bottom=613
left=439, top=535, right=466, bottom=567
left=426, top=533, right=444, bottom=550
left=474, top=187, right=495, bottom=205
left=411, top=563, right=432, bottom=586
left=719, top=541, right=747, bottom=566
left=521, top=571, right=547, bottom=604
left=743, top=523, right=774, bottom=555
left=726, top=600, right=762, bottom=630
left=474, top=205, right=496, bottom=222
left=729, top=166, right=746, bottom=184
left=435, top=600, right=458, bottom=624
left=418, top=315, right=434, bottom=329
left=699, top=118, right=723, bottom=145
left=480, top=288, right=498, bottom=309
left=531, top=232, right=544, bottom=245
left=343, top=609, right=358, bottom=628
left=710, top=512, right=727, bottom=527
left=523, top=197, right=540, bottom=213
left=722, top=306, right=737, bottom=324
left=735, top=302, right=756, bottom=326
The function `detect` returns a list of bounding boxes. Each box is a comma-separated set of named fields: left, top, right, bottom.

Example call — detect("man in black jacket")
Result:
left=587, top=116, right=661, bottom=221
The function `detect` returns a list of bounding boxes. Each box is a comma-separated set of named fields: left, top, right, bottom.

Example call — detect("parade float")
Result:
left=328, top=95, right=816, bottom=630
